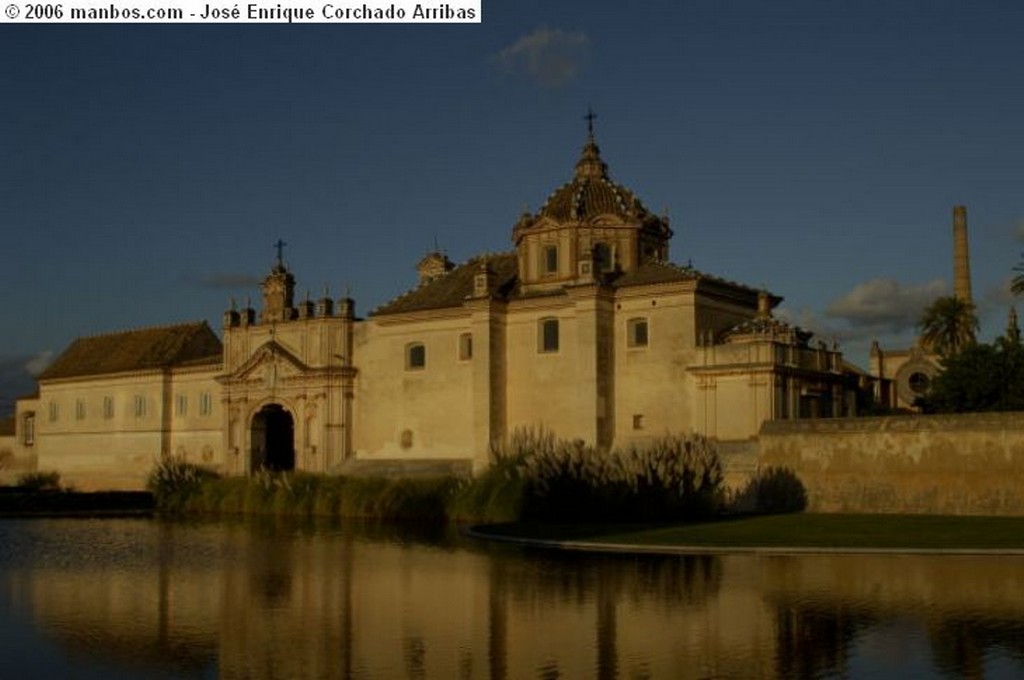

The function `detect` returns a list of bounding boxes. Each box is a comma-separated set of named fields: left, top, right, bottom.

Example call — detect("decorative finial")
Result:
left=584, top=107, right=597, bottom=140
left=756, top=290, right=772, bottom=319
left=229, top=296, right=237, bottom=311
left=274, top=239, right=287, bottom=268
left=344, top=282, right=352, bottom=299
left=575, top=108, right=608, bottom=180
left=323, top=284, right=330, bottom=298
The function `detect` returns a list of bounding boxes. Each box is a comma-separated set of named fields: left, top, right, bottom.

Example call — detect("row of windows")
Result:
left=174, top=393, right=214, bottom=417
left=539, top=243, right=616, bottom=276
left=405, top=333, right=473, bottom=370
left=46, top=393, right=213, bottom=422
left=403, top=318, right=650, bottom=369
left=539, top=317, right=648, bottom=353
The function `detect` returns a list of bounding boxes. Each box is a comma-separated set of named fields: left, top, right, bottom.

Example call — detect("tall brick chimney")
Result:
left=952, top=205, right=972, bottom=304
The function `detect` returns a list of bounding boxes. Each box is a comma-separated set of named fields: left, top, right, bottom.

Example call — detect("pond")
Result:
left=1, top=518, right=1023, bottom=679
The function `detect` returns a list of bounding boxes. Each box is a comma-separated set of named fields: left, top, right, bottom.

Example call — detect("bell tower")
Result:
left=260, top=239, right=296, bottom=324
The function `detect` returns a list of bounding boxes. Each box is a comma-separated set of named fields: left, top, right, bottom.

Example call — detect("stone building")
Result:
left=1, top=126, right=859, bottom=489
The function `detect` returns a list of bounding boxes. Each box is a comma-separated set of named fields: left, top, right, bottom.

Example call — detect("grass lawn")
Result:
left=475, top=514, right=1024, bottom=551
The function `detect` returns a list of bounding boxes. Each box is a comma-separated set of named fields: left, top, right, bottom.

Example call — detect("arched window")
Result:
left=539, top=318, right=559, bottom=353
left=406, top=342, right=426, bottom=370
left=458, top=333, right=473, bottom=360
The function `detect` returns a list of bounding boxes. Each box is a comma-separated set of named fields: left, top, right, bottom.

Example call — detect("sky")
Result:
left=2, top=0, right=1024, bottom=409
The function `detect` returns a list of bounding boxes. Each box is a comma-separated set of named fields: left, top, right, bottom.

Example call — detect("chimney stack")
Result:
left=952, top=205, right=972, bottom=304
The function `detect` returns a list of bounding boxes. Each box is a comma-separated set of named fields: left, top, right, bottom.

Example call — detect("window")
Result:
left=176, top=395, right=188, bottom=417
left=542, top=245, right=558, bottom=275
left=133, top=395, right=147, bottom=419
left=627, top=318, right=649, bottom=347
left=632, top=414, right=644, bottom=431
left=22, top=413, right=34, bottom=446
left=75, top=399, right=86, bottom=421
left=594, top=243, right=613, bottom=273
left=103, top=396, right=114, bottom=420
left=199, top=392, right=213, bottom=417
left=908, top=372, right=931, bottom=395
left=458, top=333, right=473, bottom=361
left=406, top=343, right=426, bottom=370
left=539, top=318, right=559, bottom=353
left=48, top=402, right=59, bottom=422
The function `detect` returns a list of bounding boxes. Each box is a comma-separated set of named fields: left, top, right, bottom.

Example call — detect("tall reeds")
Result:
left=489, top=428, right=723, bottom=522
left=149, top=430, right=726, bottom=523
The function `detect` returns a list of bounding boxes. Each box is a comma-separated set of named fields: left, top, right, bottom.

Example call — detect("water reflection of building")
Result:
left=7, top=521, right=1024, bottom=678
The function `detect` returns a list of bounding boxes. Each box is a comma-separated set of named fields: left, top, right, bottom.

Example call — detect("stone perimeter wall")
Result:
left=758, top=412, right=1024, bottom=516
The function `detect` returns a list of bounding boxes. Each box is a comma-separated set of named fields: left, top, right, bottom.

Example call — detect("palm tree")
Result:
left=1012, top=256, right=1024, bottom=295
left=918, top=296, right=978, bottom=357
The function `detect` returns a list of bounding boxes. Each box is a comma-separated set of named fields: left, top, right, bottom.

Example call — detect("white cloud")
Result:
left=24, top=350, right=53, bottom=376
left=825, top=277, right=947, bottom=334
left=495, top=27, right=590, bottom=88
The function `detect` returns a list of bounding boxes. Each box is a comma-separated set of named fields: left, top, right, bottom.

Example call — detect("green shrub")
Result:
left=16, top=470, right=62, bottom=492
left=733, top=466, right=807, bottom=514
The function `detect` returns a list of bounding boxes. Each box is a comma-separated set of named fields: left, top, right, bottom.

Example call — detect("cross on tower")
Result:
left=274, top=239, right=287, bottom=268
left=584, top=107, right=597, bottom=139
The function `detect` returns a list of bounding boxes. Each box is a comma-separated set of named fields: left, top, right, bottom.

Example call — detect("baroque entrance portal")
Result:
left=250, top=404, right=295, bottom=472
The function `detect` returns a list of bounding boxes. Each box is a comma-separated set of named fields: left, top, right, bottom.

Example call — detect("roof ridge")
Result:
left=70, top=319, right=211, bottom=341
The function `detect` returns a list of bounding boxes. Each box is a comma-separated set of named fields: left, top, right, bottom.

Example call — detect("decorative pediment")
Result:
left=222, top=340, right=310, bottom=384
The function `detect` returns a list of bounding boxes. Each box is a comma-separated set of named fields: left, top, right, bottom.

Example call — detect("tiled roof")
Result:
left=374, top=255, right=771, bottom=316
left=611, top=261, right=700, bottom=288
left=540, top=176, right=647, bottom=223
left=372, top=253, right=519, bottom=316
left=611, top=261, right=767, bottom=299
left=534, top=137, right=656, bottom=225
left=38, top=321, right=223, bottom=381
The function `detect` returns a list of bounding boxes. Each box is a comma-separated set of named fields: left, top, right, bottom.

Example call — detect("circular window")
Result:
left=908, top=372, right=931, bottom=395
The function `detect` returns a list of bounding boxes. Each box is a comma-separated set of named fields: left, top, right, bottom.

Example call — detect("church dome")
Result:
left=537, top=137, right=654, bottom=224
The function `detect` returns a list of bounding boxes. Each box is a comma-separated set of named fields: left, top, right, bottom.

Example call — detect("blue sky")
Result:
left=2, top=1, right=1023, bottom=403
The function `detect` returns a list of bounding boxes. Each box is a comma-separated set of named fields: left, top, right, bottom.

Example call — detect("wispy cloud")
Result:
left=825, top=277, right=947, bottom=336
left=495, top=27, right=590, bottom=88
left=195, top=273, right=262, bottom=289
left=24, top=350, right=53, bottom=376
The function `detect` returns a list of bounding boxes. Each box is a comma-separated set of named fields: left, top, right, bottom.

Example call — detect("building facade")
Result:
left=2, top=129, right=858, bottom=489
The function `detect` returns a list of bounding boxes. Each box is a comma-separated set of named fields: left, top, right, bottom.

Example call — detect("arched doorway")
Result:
left=250, top=404, right=295, bottom=472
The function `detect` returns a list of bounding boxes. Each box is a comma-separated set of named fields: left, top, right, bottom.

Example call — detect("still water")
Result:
left=1, top=518, right=1023, bottom=679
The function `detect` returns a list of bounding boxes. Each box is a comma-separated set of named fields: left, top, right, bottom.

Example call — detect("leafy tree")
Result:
left=918, top=296, right=978, bottom=358
left=919, top=338, right=1024, bottom=413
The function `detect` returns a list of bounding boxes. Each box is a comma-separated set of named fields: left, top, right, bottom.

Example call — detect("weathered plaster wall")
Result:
left=354, top=310, right=477, bottom=462
left=612, top=288, right=697, bottom=449
left=759, top=412, right=1024, bottom=515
